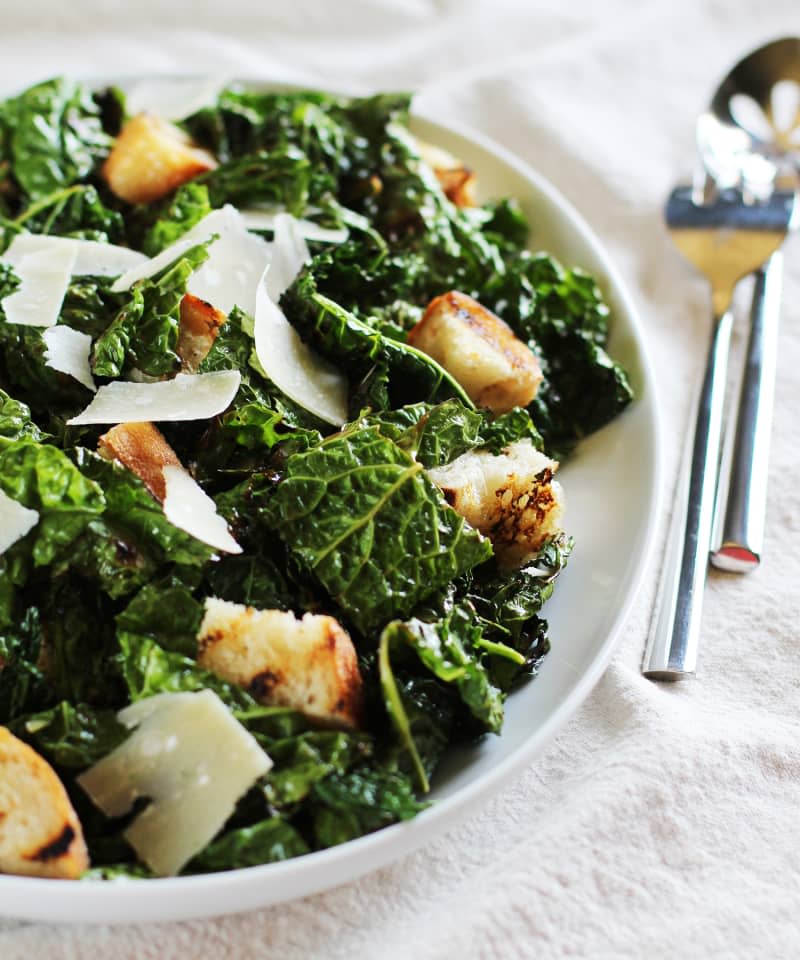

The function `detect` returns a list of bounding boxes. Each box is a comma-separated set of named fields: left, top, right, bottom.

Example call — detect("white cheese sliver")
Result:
left=76, top=690, right=272, bottom=877
left=0, top=245, right=76, bottom=327
left=43, top=325, right=96, bottom=391
left=124, top=76, right=229, bottom=122
left=3, top=233, right=148, bottom=277
left=186, top=207, right=271, bottom=316
left=110, top=206, right=271, bottom=317
left=110, top=236, right=198, bottom=292
left=0, top=490, right=39, bottom=555
left=162, top=465, right=242, bottom=555
left=239, top=208, right=349, bottom=245
left=253, top=216, right=348, bottom=426
left=67, top=370, right=241, bottom=425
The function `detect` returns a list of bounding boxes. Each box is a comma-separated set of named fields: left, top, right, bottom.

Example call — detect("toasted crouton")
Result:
left=102, top=113, right=217, bottom=205
left=416, top=138, right=477, bottom=207
left=0, top=727, right=89, bottom=879
left=98, top=421, right=181, bottom=502
left=427, top=439, right=564, bottom=567
left=197, top=599, right=364, bottom=730
left=407, top=291, right=543, bottom=414
left=177, top=293, right=227, bottom=372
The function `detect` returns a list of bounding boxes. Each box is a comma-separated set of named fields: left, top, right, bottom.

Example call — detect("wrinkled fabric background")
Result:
left=1, top=1, right=799, bottom=956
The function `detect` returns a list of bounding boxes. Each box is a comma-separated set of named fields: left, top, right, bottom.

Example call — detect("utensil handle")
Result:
left=710, top=254, right=782, bottom=571
left=643, top=309, right=733, bottom=680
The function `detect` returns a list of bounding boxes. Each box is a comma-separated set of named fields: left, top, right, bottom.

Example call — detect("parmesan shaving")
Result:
left=162, top=465, right=242, bottom=554
left=124, top=76, right=229, bottom=123
left=253, top=215, right=348, bottom=426
left=0, top=490, right=39, bottom=555
left=66, top=370, right=241, bottom=425
left=76, top=690, right=271, bottom=877
left=110, top=206, right=271, bottom=318
left=43, top=325, right=96, bottom=391
left=0, top=244, right=76, bottom=327
left=239, top=208, right=349, bottom=245
left=3, top=233, right=147, bottom=277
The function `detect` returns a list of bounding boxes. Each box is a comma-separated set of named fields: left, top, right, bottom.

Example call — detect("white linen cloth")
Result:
left=1, top=1, right=799, bottom=955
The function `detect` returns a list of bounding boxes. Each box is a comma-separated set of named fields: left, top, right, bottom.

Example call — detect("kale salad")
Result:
left=0, top=77, right=633, bottom=880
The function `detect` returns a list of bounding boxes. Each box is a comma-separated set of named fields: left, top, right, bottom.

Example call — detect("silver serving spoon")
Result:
left=697, top=37, right=800, bottom=571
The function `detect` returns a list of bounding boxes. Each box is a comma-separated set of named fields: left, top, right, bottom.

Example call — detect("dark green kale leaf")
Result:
left=12, top=184, right=124, bottom=243
left=195, top=306, right=323, bottom=479
left=0, top=608, right=50, bottom=722
left=261, top=730, right=373, bottom=810
left=0, top=439, right=104, bottom=567
left=281, top=268, right=473, bottom=413
left=309, top=766, right=427, bottom=849
left=141, top=182, right=211, bottom=256
left=9, top=700, right=127, bottom=772
left=264, top=422, right=492, bottom=633
left=71, top=449, right=212, bottom=591
left=379, top=603, right=503, bottom=790
left=92, top=240, right=211, bottom=379
left=467, top=536, right=571, bottom=691
left=58, top=274, right=126, bottom=339
left=0, top=78, right=110, bottom=204
left=116, top=582, right=203, bottom=658
left=189, top=817, right=310, bottom=872
left=0, top=388, right=46, bottom=443
left=198, top=146, right=325, bottom=215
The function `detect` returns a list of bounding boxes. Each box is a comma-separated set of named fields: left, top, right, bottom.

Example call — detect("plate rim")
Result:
left=0, top=78, right=664, bottom=924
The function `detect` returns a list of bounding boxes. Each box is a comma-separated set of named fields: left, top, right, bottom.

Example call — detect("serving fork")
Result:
left=643, top=185, right=796, bottom=679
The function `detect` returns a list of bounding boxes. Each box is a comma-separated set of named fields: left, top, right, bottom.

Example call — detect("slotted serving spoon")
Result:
left=697, top=37, right=800, bottom=571
left=643, top=186, right=796, bottom=679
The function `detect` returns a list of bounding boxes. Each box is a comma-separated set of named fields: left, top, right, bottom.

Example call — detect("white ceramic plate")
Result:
left=0, top=80, right=662, bottom=925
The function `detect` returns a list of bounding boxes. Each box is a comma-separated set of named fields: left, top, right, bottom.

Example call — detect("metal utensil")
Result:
left=697, top=37, right=800, bottom=571
left=643, top=186, right=796, bottom=680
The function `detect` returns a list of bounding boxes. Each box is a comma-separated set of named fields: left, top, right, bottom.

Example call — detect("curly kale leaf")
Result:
left=262, top=730, right=373, bottom=811
left=92, top=240, right=210, bottom=379
left=0, top=388, right=46, bottom=444
left=309, top=766, right=427, bottom=849
left=0, top=439, right=104, bottom=566
left=379, top=603, right=504, bottom=790
left=189, top=818, right=310, bottom=872
left=141, top=182, right=212, bottom=256
left=264, top=422, right=492, bottom=633
left=10, top=700, right=127, bottom=772
left=281, top=269, right=472, bottom=413
left=467, top=536, right=571, bottom=691
left=0, top=78, right=110, bottom=204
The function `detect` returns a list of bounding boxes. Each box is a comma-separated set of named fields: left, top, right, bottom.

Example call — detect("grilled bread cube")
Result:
left=407, top=291, right=543, bottom=414
left=416, top=138, right=477, bottom=207
left=177, top=293, right=227, bottom=372
left=0, top=727, right=89, bottom=879
left=102, top=113, right=217, bottom=205
left=427, top=439, right=564, bottom=567
left=197, top=599, right=364, bottom=730
left=98, top=421, right=181, bottom=502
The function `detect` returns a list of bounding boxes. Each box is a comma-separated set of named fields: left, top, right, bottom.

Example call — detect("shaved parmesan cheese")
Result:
left=162, top=465, right=242, bottom=554
left=0, top=244, right=76, bottom=327
left=183, top=207, right=270, bottom=315
left=267, top=213, right=310, bottom=300
left=76, top=690, right=271, bottom=877
left=111, top=207, right=271, bottom=318
left=253, top=215, right=348, bottom=426
left=43, top=326, right=96, bottom=391
left=3, top=232, right=147, bottom=278
left=110, top=236, right=198, bottom=292
left=239, top=208, right=349, bottom=245
left=0, top=490, right=39, bottom=555
left=67, top=370, right=241, bottom=425
left=124, top=76, right=229, bottom=123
